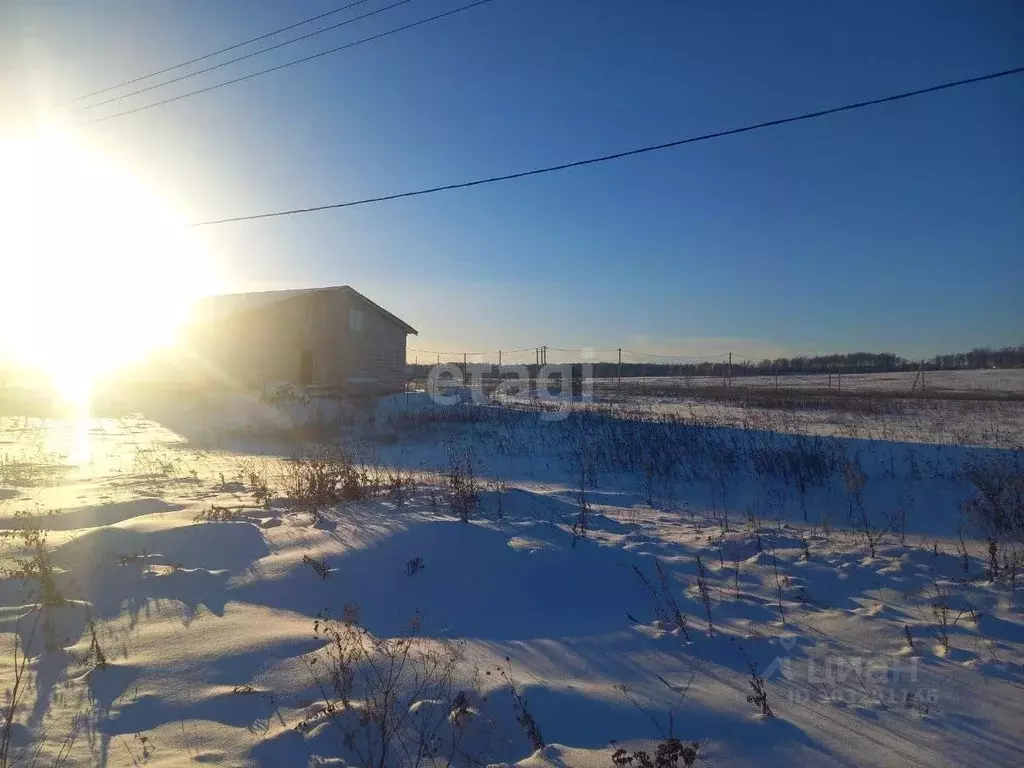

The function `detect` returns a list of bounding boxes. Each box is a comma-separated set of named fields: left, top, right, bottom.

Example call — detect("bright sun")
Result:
left=0, top=133, right=212, bottom=401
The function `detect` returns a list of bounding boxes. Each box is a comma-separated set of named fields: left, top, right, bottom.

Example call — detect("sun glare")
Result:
left=0, top=133, right=212, bottom=400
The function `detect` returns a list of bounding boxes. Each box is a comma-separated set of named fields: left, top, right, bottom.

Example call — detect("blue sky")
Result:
left=3, top=0, right=1022, bottom=361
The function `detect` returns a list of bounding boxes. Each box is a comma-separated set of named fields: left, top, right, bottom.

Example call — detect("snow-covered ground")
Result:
left=605, top=368, right=1024, bottom=395
left=585, top=397, right=1024, bottom=451
left=1, top=392, right=1022, bottom=767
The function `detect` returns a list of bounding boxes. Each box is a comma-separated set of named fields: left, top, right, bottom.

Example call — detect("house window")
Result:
left=349, top=308, right=365, bottom=332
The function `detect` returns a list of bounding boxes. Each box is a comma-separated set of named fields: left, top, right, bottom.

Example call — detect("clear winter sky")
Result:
left=2, top=0, right=1022, bottom=362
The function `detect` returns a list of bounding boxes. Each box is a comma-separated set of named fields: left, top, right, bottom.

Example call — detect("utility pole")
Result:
left=774, top=364, right=778, bottom=390
left=914, top=359, right=926, bottom=393
left=728, top=352, right=732, bottom=389
left=838, top=366, right=842, bottom=392
left=617, top=348, right=622, bottom=395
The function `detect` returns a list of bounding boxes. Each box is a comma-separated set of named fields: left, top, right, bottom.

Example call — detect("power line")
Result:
left=548, top=346, right=721, bottom=361
left=81, top=0, right=417, bottom=111
left=187, top=64, right=1024, bottom=227
left=409, top=346, right=611, bottom=358
left=70, top=0, right=377, bottom=104
left=622, top=349, right=729, bottom=361
left=409, top=346, right=744, bottom=361
left=77, top=0, right=498, bottom=128
left=408, top=348, right=492, bottom=356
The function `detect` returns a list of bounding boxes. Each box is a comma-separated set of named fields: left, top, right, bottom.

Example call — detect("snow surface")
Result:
left=609, top=368, right=1024, bottom=395
left=0, top=391, right=1022, bottom=767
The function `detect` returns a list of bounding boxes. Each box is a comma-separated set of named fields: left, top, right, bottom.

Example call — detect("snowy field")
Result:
left=584, top=396, right=1024, bottom=451
left=602, top=368, right=1024, bottom=395
left=576, top=369, right=1024, bottom=451
left=1, top=390, right=1023, bottom=767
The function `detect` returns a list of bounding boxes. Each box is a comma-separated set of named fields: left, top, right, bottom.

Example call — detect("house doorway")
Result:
left=300, top=350, right=314, bottom=385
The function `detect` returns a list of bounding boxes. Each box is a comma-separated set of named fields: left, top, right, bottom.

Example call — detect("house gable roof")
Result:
left=192, top=286, right=418, bottom=334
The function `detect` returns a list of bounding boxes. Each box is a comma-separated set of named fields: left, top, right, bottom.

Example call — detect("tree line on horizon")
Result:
left=408, top=345, right=1024, bottom=380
